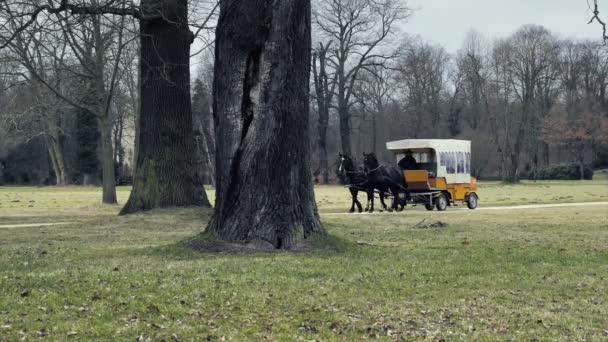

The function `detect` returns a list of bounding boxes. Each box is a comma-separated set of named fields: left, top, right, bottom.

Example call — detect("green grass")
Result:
left=0, top=182, right=607, bottom=340
left=1, top=179, right=607, bottom=216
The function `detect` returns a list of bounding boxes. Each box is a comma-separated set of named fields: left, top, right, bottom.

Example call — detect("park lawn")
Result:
left=0, top=179, right=607, bottom=218
left=0, top=184, right=607, bottom=340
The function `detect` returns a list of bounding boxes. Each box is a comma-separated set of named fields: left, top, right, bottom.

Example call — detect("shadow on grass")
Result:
left=148, top=231, right=356, bottom=261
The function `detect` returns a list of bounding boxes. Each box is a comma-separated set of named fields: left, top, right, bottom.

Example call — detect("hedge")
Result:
left=534, top=163, right=594, bottom=180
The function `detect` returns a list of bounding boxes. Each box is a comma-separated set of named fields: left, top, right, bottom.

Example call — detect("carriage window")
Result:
left=448, top=152, right=456, bottom=173
left=440, top=152, right=446, bottom=166
left=457, top=152, right=465, bottom=173
left=465, top=152, right=471, bottom=174
left=447, top=152, right=455, bottom=174
left=446, top=153, right=451, bottom=174
left=413, top=151, right=431, bottom=163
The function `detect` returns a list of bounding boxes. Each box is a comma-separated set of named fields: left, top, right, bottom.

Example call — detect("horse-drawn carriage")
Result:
left=386, top=139, right=478, bottom=211
left=338, top=139, right=479, bottom=212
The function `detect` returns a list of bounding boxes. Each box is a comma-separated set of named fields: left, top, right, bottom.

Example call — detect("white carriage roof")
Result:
left=386, top=139, right=471, bottom=152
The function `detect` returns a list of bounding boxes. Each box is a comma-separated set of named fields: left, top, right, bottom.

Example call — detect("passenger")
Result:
left=398, top=150, right=418, bottom=170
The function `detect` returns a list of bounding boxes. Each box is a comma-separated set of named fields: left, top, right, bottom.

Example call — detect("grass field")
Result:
left=0, top=181, right=607, bottom=340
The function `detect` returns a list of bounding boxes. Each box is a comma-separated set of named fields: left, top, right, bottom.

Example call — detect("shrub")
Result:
left=535, top=164, right=594, bottom=180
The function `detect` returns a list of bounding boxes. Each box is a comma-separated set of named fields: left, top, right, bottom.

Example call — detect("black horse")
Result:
left=363, top=152, right=407, bottom=211
left=337, top=153, right=388, bottom=213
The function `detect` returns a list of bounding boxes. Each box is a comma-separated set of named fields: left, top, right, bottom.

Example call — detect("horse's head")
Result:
left=338, top=153, right=355, bottom=174
left=363, top=152, right=379, bottom=172
left=337, top=153, right=355, bottom=183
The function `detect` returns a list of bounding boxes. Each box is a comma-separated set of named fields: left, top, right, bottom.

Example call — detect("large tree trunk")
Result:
left=207, top=0, right=325, bottom=249
left=120, top=0, right=210, bottom=214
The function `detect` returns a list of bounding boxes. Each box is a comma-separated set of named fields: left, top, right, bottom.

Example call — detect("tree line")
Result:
left=2, top=1, right=608, bottom=189
left=307, top=1, right=608, bottom=182
left=195, top=1, right=608, bottom=184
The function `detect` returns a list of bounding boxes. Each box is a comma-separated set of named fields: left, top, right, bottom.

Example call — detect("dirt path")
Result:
left=321, top=201, right=608, bottom=216
left=0, top=222, right=76, bottom=229
left=1, top=202, right=605, bottom=226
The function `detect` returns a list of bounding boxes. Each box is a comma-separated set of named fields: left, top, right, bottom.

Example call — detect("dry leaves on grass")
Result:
left=413, top=219, right=449, bottom=229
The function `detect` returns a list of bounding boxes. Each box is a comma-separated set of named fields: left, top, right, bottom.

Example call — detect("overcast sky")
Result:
left=404, top=0, right=600, bottom=53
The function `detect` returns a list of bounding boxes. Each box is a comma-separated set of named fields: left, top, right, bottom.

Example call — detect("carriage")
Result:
left=386, top=139, right=479, bottom=211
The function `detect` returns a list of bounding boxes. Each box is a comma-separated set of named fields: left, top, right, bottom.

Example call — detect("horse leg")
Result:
left=355, top=191, right=363, bottom=213
left=390, top=187, right=400, bottom=211
left=367, top=188, right=374, bottom=213
left=379, top=191, right=388, bottom=211
left=349, top=188, right=356, bottom=213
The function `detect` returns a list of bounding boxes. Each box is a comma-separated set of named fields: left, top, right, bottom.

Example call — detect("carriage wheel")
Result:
left=425, top=203, right=434, bottom=211
left=435, top=194, right=448, bottom=211
left=467, top=193, right=478, bottom=209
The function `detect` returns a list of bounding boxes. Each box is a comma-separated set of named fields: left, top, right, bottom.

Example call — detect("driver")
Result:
left=398, top=150, right=418, bottom=170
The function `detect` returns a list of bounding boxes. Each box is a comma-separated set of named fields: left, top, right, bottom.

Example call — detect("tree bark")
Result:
left=99, top=114, right=117, bottom=204
left=312, top=47, right=333, bottom=184
left=578, top=154, right=586, bottom=180
left=120, top=0, right=210, bottom=214
left=208, top=0, right=325, bottom=249
left=45, top=121, right=67, bottom=186
left=193, top=79, right=216, bottom=186
left=318, top=134, right=329, bottom=184
left=113, top=109, right=125, bottom=182
left=338, top=104, right=352, bottom=155
left=46, top=138, right=66, bottom=186
left=75, top=96, right=100, bottom=186
left=203, top=116, right=216, bottom=187
left=50, top=138, right=67, bottom=185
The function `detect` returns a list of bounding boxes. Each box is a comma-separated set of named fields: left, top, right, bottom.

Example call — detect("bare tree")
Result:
left=395, top=39, right=449, bottom=137
left=505, top=25, right=557, bottom=182
left=0, top=0, right=135, bottom=201
left=457, top=30, right=489, bottom=131
left=313, top=0, right=409, bottom=155
left=487, top=25, right=558, bottom=182
left=312, top=42, right=336, bottom=183
left=0, top=29, right=73, bottom=185
left=354, top=63, right=395, bottom=154
left=579, top=42, right=608, bottom=113
left=544, top=110, right=608, bottom=179
left=192, top=53, right=216, bottom=187
left=121, top=0, right=216, bottom=213
left=588, top=0, right=608, bottom=44
left=0, top=0, right=217, bottom=210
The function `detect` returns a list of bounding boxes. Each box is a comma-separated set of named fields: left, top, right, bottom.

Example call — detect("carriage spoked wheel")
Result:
left=435, top=193, right=448, bottom=211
